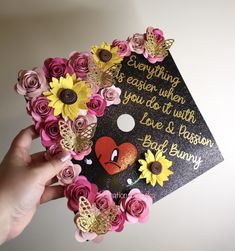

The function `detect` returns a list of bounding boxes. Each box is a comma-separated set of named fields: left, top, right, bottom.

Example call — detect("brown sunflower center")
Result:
left=59, top=89, right=77, bottom=104
left=98, top=49, right=112, bottom=62
left=149, top=161, right=162, bottom=175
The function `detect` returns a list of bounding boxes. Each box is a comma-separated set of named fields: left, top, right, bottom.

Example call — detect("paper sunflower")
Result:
left=138, top=150, right=173, bottom=187
left=43, top=74, right=90, bottom=121
left=91, top=42, right=122, bottom=69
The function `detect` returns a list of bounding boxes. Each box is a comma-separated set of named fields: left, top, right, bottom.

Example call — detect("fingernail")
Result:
left=60, top=154, right=71, bottom=162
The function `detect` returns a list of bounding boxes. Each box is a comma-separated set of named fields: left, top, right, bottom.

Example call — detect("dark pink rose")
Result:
left=112, top=40, right=131, bottom=57
left=87, top=94, right=107, bottom=117
left=64, top=176, right=98, bottom=212
left=94, top=190, right=114, bottom=212
left=128, top=33, right=145, bottom=54
left=27, top=96, right=53, bottom=131
left=43, top=57, right=74, bottom=80
left=68, top=52, right=90, bottom=80
left=143, top=27, right=165, bottom=63
left=100, top=85, right=121, bottom=106
left=15, top=68, right=48, bottom=100
left=120, top=189, right=152, bottom=224
left=111, top=208, right=125, bottom=232
left=40, top=115, right=61, bottom=148
left=57, top=161, right=81, bottom=186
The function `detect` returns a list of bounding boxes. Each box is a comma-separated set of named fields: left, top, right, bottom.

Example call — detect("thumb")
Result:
left=35, top=154, right=71, bottom=184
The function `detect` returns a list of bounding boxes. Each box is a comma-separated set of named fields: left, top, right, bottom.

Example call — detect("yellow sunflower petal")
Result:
left=155, top=150, right=163, bottom=161
left=145, top=150, right=155, bottom=163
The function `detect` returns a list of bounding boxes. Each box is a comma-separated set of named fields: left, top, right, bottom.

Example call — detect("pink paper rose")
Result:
left=40, top=115, right=61, bottom=148
left=112, top=40, right=131, bottom=57
left=128, top=33, right=145, bottom=54
left=143, top=27, right=165, bottom=63
left=120, top=188, right=152, bottom=224
left=43, top=57, right=74, bottom=80
left=71, top=114, right=97, bottom=133
left=65, top=176, right=98, bottom=212
left=100, top=85, right=121, bottom=106
left=111, top=208, right=125, bottom=232
left=57, top=161, right=81, bottom=186
left=27, top=96, right=53, bottom=131
left=94, top=190, right=114, bottom=212
left=87, top=94, right=107, bottom=117
left=68, top=52, right=90, bottom=80
left=15, top=68, right=48, bottom=100
left=71, top=147, right=92, bottom=161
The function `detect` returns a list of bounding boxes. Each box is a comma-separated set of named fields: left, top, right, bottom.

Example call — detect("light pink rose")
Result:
left=143, top=27, right=165, bottom=63
left=112, top=40, right=131, bottom=57
left=71, top=114, right=97, bottom=133
left=27, top=96, right=53, bottom=131
left=40, top=115, right=61, bottom=148
left=94, top=190, right=114, bottom=212
left=15, top=68, right=48, bottom=100
left=111, top=208, right=125, bottom=232
left=87, top=94, right=107, bottom=117
left=100, top=85, right=121, bottom=106
left=57, top=161, right=81, bottom=186
left=68, top=52, right=90, bottom=80
left=120, top=188, right=152, bottom=224
left=64, top=176, right=98, bottom=212
left=128, top=33, right=145, bottom=54
left=43, top=57, right=74, bottom=80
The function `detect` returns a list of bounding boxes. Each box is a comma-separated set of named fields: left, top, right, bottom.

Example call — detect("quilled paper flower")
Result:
left=138, top=150, right=173, bottom=187
left=91, top=42, right=122, bottom=70
left=15, top=68, right=48, bottom=100
left=43, top=74, right=90, bottom=121
left=120, top=188, right=152, bottom=224
left=43, top=57, right=74, bottom=80
left=128, top=33, right=145, bottom=54
left=112, top=39, right=131, bottom=57
left=100, top=85, right=121, bottom=106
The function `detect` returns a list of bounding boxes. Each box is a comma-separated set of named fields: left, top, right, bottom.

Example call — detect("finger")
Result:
left=40, top=185, right=65, bottom=204
left=45, top=176, right=58, bottom=186
left=35, top=154, right=71, bottom=184
left=10, top=125, right=38, bottom=153
left=31, top=151, right=46, bottom=163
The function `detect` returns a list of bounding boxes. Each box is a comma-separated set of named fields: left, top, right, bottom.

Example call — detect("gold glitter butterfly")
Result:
left=58, top=120, right=97, bottom=153
left=74, top=196, right=118, bottom=235
left=87, top=56, right=122, bottom=90
left=145, top=26, right=174, bottom=60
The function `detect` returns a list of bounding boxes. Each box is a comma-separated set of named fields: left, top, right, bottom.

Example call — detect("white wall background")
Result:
left=0, top=0, right=234, bottom=250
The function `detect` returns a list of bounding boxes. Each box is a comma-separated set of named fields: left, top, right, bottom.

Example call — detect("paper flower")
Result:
left=112, top=39, right=131, bottom=57
left=15, top=68, right=48, bottom=100
left=120, top=188, right=152, bottom=224
left=100, top=85, right=121, bottom=106
left=91, top=42, right=122, bottom=69
left=27, top=96, right=54, bottom=131
left=110, top=208, right=125, bottom=232
left=43, top=74, right=91, bottom=121
left=64, top=176, right=98, bottom=212
left=68, top=52, right=90, bottom=80
left=87, top=94, right=107, bottom=117
left=43, top=57, right=74, bottom=80
left=40, top=115, right=61, bottom=148
left=128, top=33, right=145, bottom=54
left=138, top=150, right=173, bottom=187
left=57, top=161, right=81, bottom=186
left=94, top=190, right=115, bottom=212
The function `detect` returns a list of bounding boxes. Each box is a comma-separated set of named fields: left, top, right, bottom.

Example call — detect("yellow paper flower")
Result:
left=43, top=74, right=90, bottom=121
left=138, top=150, right=173, bottom=187
left=91, top=42, right=122, bottom=69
